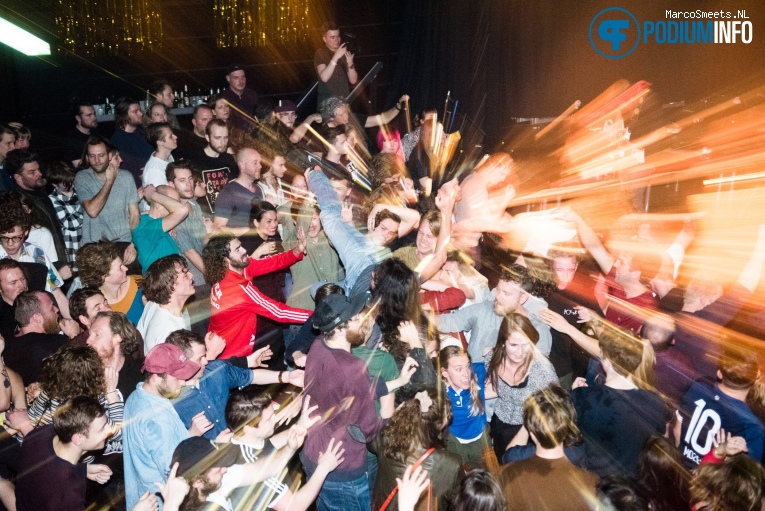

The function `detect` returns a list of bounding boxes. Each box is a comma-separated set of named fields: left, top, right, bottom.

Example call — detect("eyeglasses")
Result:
left=0, top=235, right=24, bottom=244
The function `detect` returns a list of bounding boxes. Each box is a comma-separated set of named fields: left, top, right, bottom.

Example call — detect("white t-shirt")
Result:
left=137, top=301, right=190, bottom=354
left=141, top=154, right=174, bottom=211
left=206, top=464, right=286, bottom=511
left=26, top=227, right=58, bottom=264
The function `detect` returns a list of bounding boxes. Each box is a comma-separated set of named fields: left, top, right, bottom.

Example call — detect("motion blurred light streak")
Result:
left=0, top=16, right=50, bottom=56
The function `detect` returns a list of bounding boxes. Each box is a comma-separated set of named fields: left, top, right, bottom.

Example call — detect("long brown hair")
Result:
left=439, top=346, right=484, bottom=417
left=381, top=388, right=451, bottom=462
left=486, top=313, right=539, bottom=390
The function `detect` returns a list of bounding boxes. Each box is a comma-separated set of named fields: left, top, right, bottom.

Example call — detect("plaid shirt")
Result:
left=49, top=187, right=83, bottom=269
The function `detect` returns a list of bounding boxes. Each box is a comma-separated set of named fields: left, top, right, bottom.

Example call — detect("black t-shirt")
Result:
left=16, top=424, right=87, bottom=511
left=62, top=127, right=100, bottom=164
left=545, top=271, right=599, bottom=378
left=314, top=46, right=351, bottom=105
left=188, top=148, right=239, bottom=215
left=0, top=300, right=16, bottom=342
left=174, top=129, right=208, bottom=162
left=5, top=332, right=67, bottom=386
left=572, top=385, right=668, bottom=477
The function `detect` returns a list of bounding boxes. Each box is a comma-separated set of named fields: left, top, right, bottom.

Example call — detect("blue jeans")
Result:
left=307, top=169, right=380, bottom=295
left=314, top=473, right=371, bottom=511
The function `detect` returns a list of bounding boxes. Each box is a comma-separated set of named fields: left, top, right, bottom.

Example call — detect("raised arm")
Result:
left=290, top=114, right=323, bottom=144
left=317, top=44, right=349, bottom=83
left=81, top=166, right=117, bottom=218
left=738, top=224, right=765, bottom=293
left=564, top=208, right=614, bottom=275
left=365, top=95, right=409, bottom=128
left=143, top=185, right=190, bottom=232
left=418, top=183, right=457, bottom=282
left=367, top=203, right=421, bottom=238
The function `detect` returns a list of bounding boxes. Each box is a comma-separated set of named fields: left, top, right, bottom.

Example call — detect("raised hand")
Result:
left=205, top=332, right=227, bottom=360
left=252, top=241, right=277, bottom=259
left=396, top=464, right=430, bottom=511
left=297, top=394, right=321, bottom=430
left=295, top=226, right=307, bottom=255
left=341, top=202, right=354, bottom=223
left=539, top=308, right=569, bottom=333
left=247, top=346, right=273, bottom=368
left=398, top=321, right=423, bottom=349
left=317, top=438, right=345, bottom=472
left=130, top=490, right=158, bottom=511
left=188, top=411, right=213, bottom=437
left=155, top=462, right=190, bottom=511
left=332, top=43, right=347, bottom=62
left=399, top=357, right=419, bottom=385
left=287, top=423, right=307, bottom=450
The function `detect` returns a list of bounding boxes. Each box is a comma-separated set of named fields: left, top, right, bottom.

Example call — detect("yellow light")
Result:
left=0, top=17, right=51, bottom=56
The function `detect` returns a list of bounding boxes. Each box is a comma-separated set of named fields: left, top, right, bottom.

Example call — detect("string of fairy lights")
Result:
left=54, top=0, right=310, bottom=56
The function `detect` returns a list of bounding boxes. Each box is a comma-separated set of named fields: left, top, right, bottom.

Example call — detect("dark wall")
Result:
left=390, top=0, right=765, bottom=148
left=0, top=0, right=405, bottom=157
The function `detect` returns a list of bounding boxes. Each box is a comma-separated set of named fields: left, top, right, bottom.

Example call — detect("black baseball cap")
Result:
left=226, top=64, right=244, bottom=75
left=171, top=437, right=240, bottom=480
left=275, top=99, right=297, bottom=113
left=313, top=293, right=368, bottom=332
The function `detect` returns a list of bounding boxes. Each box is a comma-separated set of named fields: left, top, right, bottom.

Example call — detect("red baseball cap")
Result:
left=142, top=343, right=200, bottom=380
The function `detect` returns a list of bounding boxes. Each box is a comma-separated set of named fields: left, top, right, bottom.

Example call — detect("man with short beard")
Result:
left=64, top=101, right=100, bottom=168
left=301, top=293, right=385, bottom=511
left=188, top=119, right=238, bottom=215
left=203, top=234, right=311, bottom=360
left=122, top=342, right=201, bottom=510
left=109, top=97, right=152, bottom=188
left=75, top=135, right=140, bottom=266
left=438, top=265, right=552, bottom=360
left=4, top=291, right=78, bottom=388
left=167, top=161, right=208, bottom=286
left=6, top=149, right=71, bottom=276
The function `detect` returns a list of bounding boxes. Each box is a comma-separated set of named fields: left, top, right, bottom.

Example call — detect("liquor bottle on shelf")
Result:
left=183, top=84, right=190, bottom=107
left=104, top=98, right=112, bottom=115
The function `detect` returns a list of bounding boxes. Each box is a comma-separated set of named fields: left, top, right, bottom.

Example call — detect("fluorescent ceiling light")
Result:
left=0, top=16, right=50, bottom=56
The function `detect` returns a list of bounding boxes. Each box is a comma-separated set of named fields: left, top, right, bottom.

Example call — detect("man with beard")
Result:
left=64, top=101, right=100, bottom=168
left=167, top=161, right=207, bottom=284
left=301, top=293, right=385, bottom=511
left=122, top=342, right=201, bottom=510
left=438, top=265, right=551, bottom=360
left=110, top=97, right=152, bottom=188
left=75, top=136, right=140, bottom=267
left=203, top=234, right=311, bottom=360
left=85, top=311, right=143, bottom=510
left=6, top=149, right=70, bottom=276
left=189, top=119, right=238, bottom=215
left=4, top=291, right=77, bottom=388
